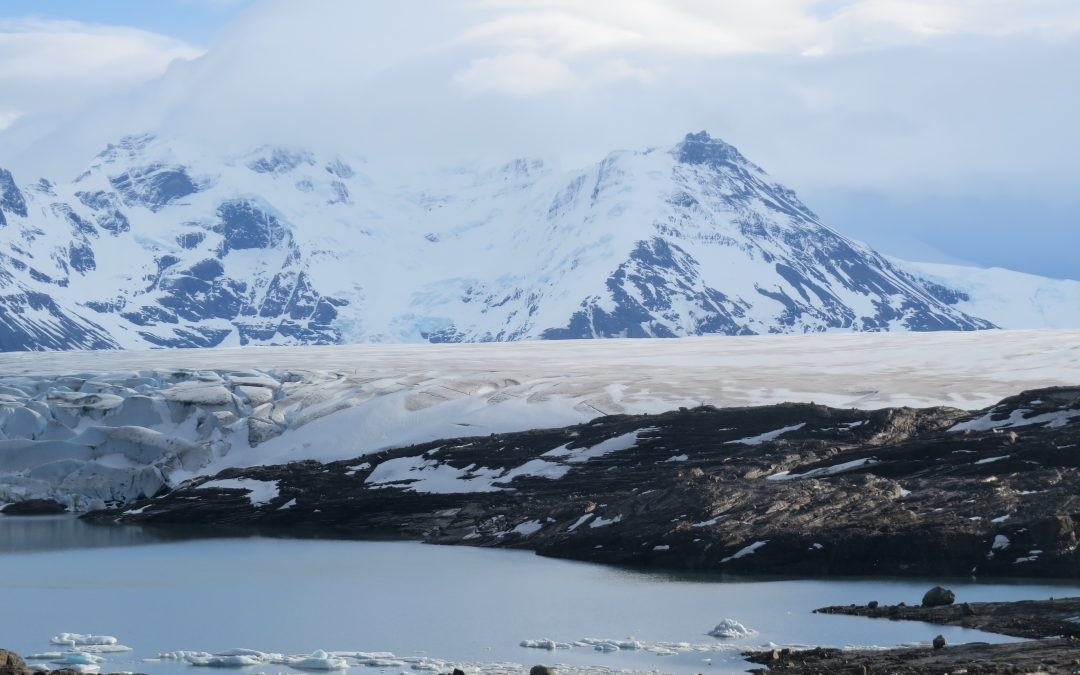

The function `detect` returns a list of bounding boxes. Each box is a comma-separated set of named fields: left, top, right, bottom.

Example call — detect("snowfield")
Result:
left=0, top=330, right=1077, bottom=508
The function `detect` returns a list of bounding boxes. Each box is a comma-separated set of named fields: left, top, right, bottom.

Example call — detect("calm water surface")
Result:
left=1, top=516, right=1076, bottom=674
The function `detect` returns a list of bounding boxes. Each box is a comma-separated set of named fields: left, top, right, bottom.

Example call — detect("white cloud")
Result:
left=2, top=0, right=1079, bottom=198
left=454, top=52, right=578, bottom=95
left=0, top=19, right=201, bottom=159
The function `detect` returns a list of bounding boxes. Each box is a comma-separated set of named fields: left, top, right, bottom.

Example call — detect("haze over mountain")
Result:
left=2, top=1, right=1079, bottom=281
left=0, top=129, right=1023, bottom=350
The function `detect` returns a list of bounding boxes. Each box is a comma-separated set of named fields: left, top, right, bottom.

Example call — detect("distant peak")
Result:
left=674, top=131, right=748, bottom=168
left=96, top=133, right=159, bottom=162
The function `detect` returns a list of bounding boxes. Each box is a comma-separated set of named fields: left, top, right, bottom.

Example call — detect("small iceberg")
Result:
left=50, top=634, right=118, bottom=647
left=708, top=619, right=757, bottom=639
left=185, top=654, right=265, bottom=667
left=286, top=650, right=349, bottom=670
left=519, top=639, right=572, bottom=650
left=50, top=652, right=104, bottom=665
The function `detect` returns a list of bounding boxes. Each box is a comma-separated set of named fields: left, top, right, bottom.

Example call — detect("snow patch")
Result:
left=721, top=540, right=767, bottom=563
left=726, top=423, right=806, bottom=446
left=196, top=478, right=280, bottom=506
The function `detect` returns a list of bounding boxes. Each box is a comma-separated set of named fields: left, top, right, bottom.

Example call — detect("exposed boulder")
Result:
left=923, top=586, right=956, bottom=607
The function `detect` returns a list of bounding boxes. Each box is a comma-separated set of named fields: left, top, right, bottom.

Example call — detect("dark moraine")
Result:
left=747, top=596, right=1080, bottom=673
left=88, top=386, right=1080, bottom=578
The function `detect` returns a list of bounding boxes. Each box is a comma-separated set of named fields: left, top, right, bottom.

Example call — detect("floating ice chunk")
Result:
left=51, top=634, right=118, bottom=647
left=725, top=423, right=806, bottom=446
left=73, top=644, right=133, bottom=653
left=287, top=650, right=349, bottom=670
left=214, top=649, right=274, bottom=659
left=991, top=514, right=1011, bottom=523
left=721, top=540, right=768, bottom=563
left=60, top=665, right=100, bottom=674
left=975, top=455, right=1009, bottom=464
left=992, top=535, right=1010, bottom=550
left=519, top=639, right=572, bottom=650
left=24, top=653, right=62, bottom=660
left=51, top=653, right=104, bottom=665
left=277, top=498, right=297, bottom=510
left=185, top=654, right=265, bottom=667
left=708, top=619, right=757, bottom=639
left=156, top=651, right=213, bottom=661
left=196, top=478, right=280, bottom=506
left=652, top=545, right=670, bottom=551
left=664, top=454, right=689, bottom=462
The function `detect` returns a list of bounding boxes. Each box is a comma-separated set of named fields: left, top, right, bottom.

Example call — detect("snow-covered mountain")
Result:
left=0, top=131, right=994, bottom=350
left=899, top=261, right=1080, bottom=330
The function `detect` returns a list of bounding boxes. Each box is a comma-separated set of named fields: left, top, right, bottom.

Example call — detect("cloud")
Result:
left=0, top=18, right=201, bottom=155
left=454, top=52, right=578, bottom=95
left=3, top=1, right=1079, bottom=210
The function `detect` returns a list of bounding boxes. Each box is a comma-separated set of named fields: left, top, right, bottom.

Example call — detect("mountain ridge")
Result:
left=0, top=130, right=997, bottom=350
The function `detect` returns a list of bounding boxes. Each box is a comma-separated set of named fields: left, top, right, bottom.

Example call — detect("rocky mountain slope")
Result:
left=0, top=131, right=993, bottom=350
left=92, top=386, right=1080, bottom=578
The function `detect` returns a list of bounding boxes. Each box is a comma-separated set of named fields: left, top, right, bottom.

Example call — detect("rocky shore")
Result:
left=85, top=386, right=1080, bottom=578
left=745, top=638, right=1080, bottom=674
left=0, top=649, right=102, bottom=675
left=745, top=594, right=1080, bottom=673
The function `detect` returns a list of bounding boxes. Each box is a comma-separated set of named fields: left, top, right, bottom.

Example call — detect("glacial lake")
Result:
left=1, top=516, right=1078, bottom=675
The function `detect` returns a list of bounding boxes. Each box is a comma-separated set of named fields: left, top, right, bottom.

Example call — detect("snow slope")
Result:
left=0, top=132, right=993, bottom=351
left=0, top=329, right=1076, bottom=509
left=901, top=260, right=1080, bottom=329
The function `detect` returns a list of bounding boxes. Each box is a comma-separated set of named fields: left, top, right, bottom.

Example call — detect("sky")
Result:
left=0, top=0, right=1077, bottom=280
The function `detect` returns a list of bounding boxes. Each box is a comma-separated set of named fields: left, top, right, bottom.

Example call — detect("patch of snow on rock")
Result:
left=725, top=423, right=806, bottom=446
left=196, top=478, right=280, bottom=506
left=721, top=540, right=767, bottom=563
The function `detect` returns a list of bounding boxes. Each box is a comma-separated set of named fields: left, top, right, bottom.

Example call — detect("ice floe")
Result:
left=50, top=634, right=119, bottom=647
left=708, top=619, right=758, bottom=639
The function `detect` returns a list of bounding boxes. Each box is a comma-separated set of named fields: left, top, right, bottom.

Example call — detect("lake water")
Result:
left=1, top=516, right=1077, bottom=675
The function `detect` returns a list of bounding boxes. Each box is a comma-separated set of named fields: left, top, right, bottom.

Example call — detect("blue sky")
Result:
left=0, top=1, right=1077, bottom=280
left=0, top=0, right=252, bottom=45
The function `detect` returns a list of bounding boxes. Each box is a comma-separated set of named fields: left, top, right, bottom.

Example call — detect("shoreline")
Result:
left=745, top=596, right=1080, bottom=673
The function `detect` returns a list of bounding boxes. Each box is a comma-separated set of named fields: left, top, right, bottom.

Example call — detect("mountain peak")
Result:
left=0, top=131, right=998, bottom=351
left=673, top=131, right=751, bottom=169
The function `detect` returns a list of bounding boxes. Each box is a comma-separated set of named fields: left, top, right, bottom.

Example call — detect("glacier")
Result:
left=0, top=131, right=999, bottom=351
left=0, top=329, right=1077, bottom=509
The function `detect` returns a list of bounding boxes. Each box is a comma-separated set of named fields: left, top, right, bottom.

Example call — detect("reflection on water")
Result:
left=0, top=517, right=1078, bottom=675
left=0, top=515, right=175, bottom=553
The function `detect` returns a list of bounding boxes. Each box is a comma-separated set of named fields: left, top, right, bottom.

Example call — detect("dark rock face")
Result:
left=95, top=386, right=1080, bottom=578
left=745, top=638, right=1080, bottom=674
left=922, top=586, right=956, bottom=607
left=109, top=164, right=199, bottom=212
left=213, top=199, right=289, bottom=256
left=0, top=169, right=28, bottom=219
left=816, top=596, right=1080, bottom=640
left=1, top=498, right=67, bottom=515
